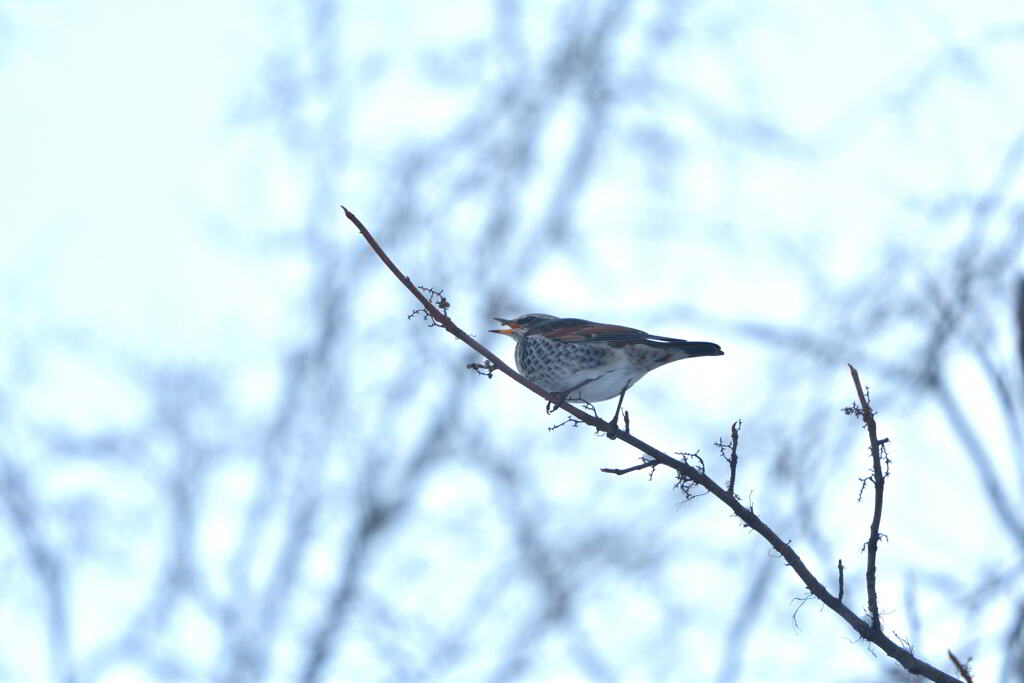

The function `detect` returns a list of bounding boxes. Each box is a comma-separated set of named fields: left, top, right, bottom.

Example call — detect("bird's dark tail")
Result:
left=652, top=339, right=724, bottom=357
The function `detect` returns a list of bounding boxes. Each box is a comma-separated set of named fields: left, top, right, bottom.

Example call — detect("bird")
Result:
left=490, top=314, right=723, bottom=435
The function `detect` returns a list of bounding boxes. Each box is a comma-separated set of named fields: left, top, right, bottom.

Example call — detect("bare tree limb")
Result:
left=933, top=375, right=1024, bottom=546
left=1017, top=276, right=1024, bottom=396
left=347, top=207, right=964, bottom=683
left=0, top=455, right=73, bottom=683
left=846, top=364, right=888, bottom=632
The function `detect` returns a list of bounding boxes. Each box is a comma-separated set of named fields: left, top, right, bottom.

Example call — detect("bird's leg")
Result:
left=605, top=387, right=630, bottom=440
left=545, top=378, right=595, bottom=414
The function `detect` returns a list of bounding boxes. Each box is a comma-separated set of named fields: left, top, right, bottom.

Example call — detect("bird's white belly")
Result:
left=568, top=367, right=642, bottom=403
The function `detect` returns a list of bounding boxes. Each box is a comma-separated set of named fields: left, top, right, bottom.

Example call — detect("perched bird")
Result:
left=490, top=313, right=723, bottom=432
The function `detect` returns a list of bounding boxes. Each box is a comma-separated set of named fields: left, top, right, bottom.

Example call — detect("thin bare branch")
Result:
left=600, top=460, right=656, bottom=476
left=947, top=649, right=974, bottom=683
left=716, top=420, right=741, bottom=496
left=847, top=364, right=888, bottom=632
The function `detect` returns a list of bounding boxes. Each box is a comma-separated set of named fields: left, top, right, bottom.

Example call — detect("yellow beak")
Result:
left=490, top=318, right=521, bottom=335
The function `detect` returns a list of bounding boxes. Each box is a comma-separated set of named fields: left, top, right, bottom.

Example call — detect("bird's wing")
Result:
left=535, top=318, right=660, bottom=343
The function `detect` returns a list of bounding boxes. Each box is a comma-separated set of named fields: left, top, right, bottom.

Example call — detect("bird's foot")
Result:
left=546, top=391, right=570, bottom=414
left=605, top=410, right=630, bottom=440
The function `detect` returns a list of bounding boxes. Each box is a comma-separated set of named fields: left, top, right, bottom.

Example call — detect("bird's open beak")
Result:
left=490, top=318, right=520, bottom=335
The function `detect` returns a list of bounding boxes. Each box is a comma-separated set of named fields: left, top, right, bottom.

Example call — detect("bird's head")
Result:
left=490, top=313, right=556, bottom=339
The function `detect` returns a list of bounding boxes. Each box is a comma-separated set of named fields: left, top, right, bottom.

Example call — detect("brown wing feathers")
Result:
left=542, top=320, right=647, bottom=342
left=530, top=317, right=721, bottom=356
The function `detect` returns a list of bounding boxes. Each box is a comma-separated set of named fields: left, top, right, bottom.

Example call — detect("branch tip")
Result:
left=947, top=650, right=973, bottom=683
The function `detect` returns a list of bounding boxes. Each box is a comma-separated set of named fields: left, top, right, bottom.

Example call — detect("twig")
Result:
left=791, top=592, right=814, bottom=631
left=947, top=650, right=974, bottom=683
left=408, top=286, right=450, bottom=326
left=600, top=460, right=656, bottom=476
left=347, top=207, right=962, bottom=683
left=847, top=364, right=887, bottom=632
left=466, top=361, right=496, bottom=378
left=716, top=420, right=741, bottom=496
left=673, top=451, right=707, bottom=500
left=838, top=559, right=845, bottom=604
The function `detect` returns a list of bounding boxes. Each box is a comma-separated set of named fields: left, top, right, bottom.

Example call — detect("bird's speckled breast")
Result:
left=514, top=335, right=614, bottom=391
